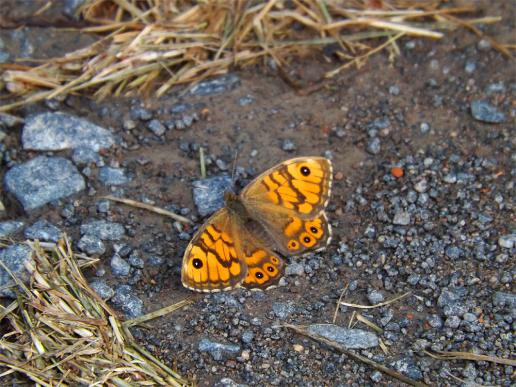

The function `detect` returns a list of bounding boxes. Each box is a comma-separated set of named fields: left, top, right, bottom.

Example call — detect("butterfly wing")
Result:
left=181, top=208, right=247, bottom=292
left=241, top=157, right=333, bottom=255
left=238, top=226, right=285, bottom=290
left=241, top=157, right=332, bottom=218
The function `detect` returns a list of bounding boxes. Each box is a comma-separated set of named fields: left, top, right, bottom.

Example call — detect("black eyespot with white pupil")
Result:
left=304, top=236, right=311, bottom=243
left=310, top=226, right=318, bottom=234
left=193, top=258, right=203, bottom=269
left=256, top=271, right=264, bottom=279
left=266, top=265, right=275, bottom=272
left=300, top=166, right=310, bottom=176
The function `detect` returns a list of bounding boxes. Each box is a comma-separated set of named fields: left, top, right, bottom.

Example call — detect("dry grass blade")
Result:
left=0, top=237, right=191, bottom=386
left=424, top=349, right=516, bottom=367
left=284, top=323, right=428, bottom=387
left=341, top=291, right=411, bottom=309
left=103, top=195, right=194, bottom=225
left=0, top=0, right=508, bottom=112
left=124, top=298, right=194, bottom=328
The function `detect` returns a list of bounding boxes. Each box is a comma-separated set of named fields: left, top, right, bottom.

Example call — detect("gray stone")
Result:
left=72, top=146, right=103, bottom=166
left=0, top=244, right=33, bottom=298
left=438, top=288, right=467, bottom=317
left=89, top=279, right=114, bottom=300
left=238, top=95, right=254, bottom=106
left=147, top=119, right=166, bottom=136
left=470, top=100, right=506, bottom=123
left=80, top=220, right=125, bottom=241
left=192, top=176, right=233, bottom=217
left=307, top=324, right=379, bottom=349
left=498, top=234, right=516, bottom=249
left=241, top=331, right=254, bottom=344
left=393, top=210, right=410, bottom=225
left=98, top=167, right=130, bottom=186
left=370, top=371, right=382, bottom=382
left=190, top=74, right=240, bottom=96
left=285, top=262, right=305, bottom=276
left=367, top=289, right=385, bottom=305
left=392, top=357, right=423, bottom=380
left=445, top=245, right=463, bottom=260
left=0, top=220, right=25, bottom=237
left=77, top=234, right=105, bottom=255
left=367, top=137, right=381, bottom=155
left=414, top=179, right=429, bottom=193
left=24, top=220, right=61, bottom=242
left=281, top=139, right=296, bottom=152
left=444, top=316, right=461, bottom=329
left=214, top=378, right=248, bottom=387
left=111, top=254, right=131, bottom=277
left=493, top=292, right=516, bottom=308
left=4, top=156, right=85, bottom=211
left=128, top=252, right=144, bottom=269
left=22, top=112, right=114, bottom=151
left=272, top=301, right=295, bottom=319
left=111, top=284, right=144, bottom=318
left=198, top=338, right=241, bottom=361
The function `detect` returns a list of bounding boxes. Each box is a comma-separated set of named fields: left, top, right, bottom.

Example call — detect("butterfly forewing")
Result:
left=241, top=157, right=332, bottom=219
left=240, top=157, right=333, bottom=255
left=181, top=208, right=247, bottom=292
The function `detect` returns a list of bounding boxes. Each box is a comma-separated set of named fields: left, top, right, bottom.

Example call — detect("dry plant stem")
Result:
left=332, top=283, right=349, bottom=324
left=0, top=1, right=506, bottom=112
left=424, top=350, right=516, bottom=367
left=284, top=324, right=428, bottom=387
left=103, top=195, right=193, bottom=225
left=0, top=236, right=190, bottom=386
left=124, top=298, right=194, bottom=328
left=340, top=291, right=411, bottom=309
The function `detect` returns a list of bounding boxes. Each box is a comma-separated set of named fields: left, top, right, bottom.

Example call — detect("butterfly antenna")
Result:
left=231, top=150, right=239, bottom=185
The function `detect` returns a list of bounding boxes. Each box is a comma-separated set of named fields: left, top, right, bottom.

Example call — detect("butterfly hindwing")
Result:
left=238, top=227, right=284, bottom=289
left=181, top=208, right=246, bottom=292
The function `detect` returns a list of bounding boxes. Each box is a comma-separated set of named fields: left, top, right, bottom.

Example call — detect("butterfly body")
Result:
left=182, top=157, right=333, bottom=292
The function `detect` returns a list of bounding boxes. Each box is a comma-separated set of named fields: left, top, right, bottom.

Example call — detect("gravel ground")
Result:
left=0, top=1, right=514, bottom=386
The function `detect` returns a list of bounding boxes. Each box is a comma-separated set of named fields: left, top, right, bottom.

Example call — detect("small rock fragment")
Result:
left=307, top=324, right=379, bottom=349
left=470, top=100, right=506, bottom=123
left=0, top=244, right=33, bottom=298
left=198, top=338, right=241, bottom=361
left=98, top=167, right=130, bottom=186
left=80, top=220, right=125, bottom=241
left=24, top=220, right=61, bottom=242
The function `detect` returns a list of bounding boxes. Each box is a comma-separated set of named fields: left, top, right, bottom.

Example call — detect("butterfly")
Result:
left=181, top=157, right=333, bottom=292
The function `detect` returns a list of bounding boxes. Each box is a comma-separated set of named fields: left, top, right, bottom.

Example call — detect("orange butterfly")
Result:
left=181, top=157, right=333, bottom=292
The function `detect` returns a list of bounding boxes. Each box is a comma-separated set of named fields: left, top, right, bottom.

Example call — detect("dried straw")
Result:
left=0, top=238, right=190, bottom=386
left=0, top=0, right=509, bottom=112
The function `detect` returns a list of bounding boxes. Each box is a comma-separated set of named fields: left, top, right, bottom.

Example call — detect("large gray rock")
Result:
left=307, top=324, right=379, bottom=349
left=0, top=220, right=25, bottom=237
left=0, top=244, right=33, bottom=298
left=4, top=156, right=85, bottom=211
left=22, top=112, right=114, bottom=151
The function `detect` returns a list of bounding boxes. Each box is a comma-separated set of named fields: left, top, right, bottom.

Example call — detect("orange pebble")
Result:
left=391, top=166, right=404, bottom=178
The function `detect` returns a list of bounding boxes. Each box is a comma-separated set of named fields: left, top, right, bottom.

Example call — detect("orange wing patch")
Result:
left=243, top=249, right=283, bottom=289
left=285, top=214, right=331, bottom=253
left=256, top=158, right=332, bottom=217
left=182, top=210, right=246, bottom=292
